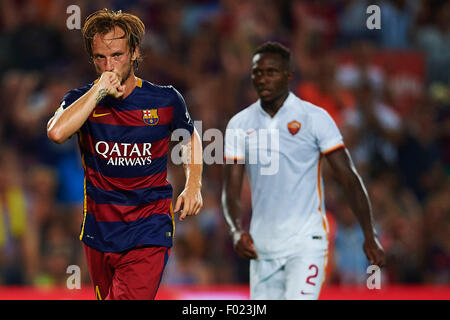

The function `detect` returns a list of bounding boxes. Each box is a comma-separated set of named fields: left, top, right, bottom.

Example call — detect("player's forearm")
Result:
left=222, top=190, right=244, bottom=234
left=327, top=149, right=378, bottom=239
left=221, top=164, right=245, bottom=234
left=47, top=84, right=106, bottom=144
left=181, top=128, right=203, bottom=190
left=343, top=172, right=377, bottom=238
left=183, top=163, right=202, bottom=192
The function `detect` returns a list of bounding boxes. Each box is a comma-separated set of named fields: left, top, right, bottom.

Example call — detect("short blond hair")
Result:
left=82, top=9, right=145, bottom=68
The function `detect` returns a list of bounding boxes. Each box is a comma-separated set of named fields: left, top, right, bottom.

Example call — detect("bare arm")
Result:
left=47, top=72, right=124, bottom=144
left=221, top=162, right=258, bottom=259
left=174, top=127, right=203, bottom=220
left=325, top=147, right=386, bottom=267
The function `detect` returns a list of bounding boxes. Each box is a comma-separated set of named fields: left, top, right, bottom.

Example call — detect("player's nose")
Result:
left=256, top=74, right=268, bottom=86
left=104, top=57, right=114, bottom=71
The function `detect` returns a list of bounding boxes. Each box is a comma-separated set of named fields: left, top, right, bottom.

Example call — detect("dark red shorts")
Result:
left=83, top=244, right=170, bottom=300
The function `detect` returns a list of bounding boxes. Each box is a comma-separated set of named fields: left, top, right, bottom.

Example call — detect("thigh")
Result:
left=83, top=244, right=113, bottom=300
left=107, top=246, right=170, bottom=300
left=250, top=258, right=286, bottom=300
left=284, top=241, right=328, bottom=300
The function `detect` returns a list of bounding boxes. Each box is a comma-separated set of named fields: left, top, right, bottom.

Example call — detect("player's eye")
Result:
left=266, top=69, right=279, bottom=76
left=252, top=70, right=262, bottom=77
left=113, top=53, right=122, bottom=58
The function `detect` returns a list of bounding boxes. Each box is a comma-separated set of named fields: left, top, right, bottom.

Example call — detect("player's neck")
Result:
left=260, top=91, right=289, bottom=117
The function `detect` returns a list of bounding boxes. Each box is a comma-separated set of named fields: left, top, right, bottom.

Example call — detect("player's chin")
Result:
left=260, top=92, right=280, bottom=105
left=258, top=90, right=273, bottom=100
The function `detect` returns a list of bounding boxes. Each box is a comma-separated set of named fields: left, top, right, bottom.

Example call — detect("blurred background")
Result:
left=0, top=0, right=448, bottom=299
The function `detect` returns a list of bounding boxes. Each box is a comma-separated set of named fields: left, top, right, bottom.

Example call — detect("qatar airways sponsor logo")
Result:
left=95, top=141, right=152, bottom=166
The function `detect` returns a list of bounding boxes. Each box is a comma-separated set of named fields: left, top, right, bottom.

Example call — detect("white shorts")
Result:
left=250, top=234, right=328, bottom=300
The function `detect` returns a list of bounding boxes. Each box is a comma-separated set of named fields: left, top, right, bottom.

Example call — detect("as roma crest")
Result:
left=143, top=109, right=159, bottom=126
left=287, top=120, right=301, bottom=135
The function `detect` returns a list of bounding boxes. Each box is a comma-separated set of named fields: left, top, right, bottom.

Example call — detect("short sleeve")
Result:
left=169, top=87, right=194, bottom=136
left=61, top=89, right=85, bottom=110
left=224, top=116, right=246, bottom=161
left=53, top=89, right=86, bottom=116
left=313, top=108, right=345, bottom=154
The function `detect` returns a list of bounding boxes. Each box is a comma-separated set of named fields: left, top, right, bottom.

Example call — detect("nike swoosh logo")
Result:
left=246, top=129, right=256, bottom=135
left=92, top=111, right=111, bottom=118
left=300, top=291, right=313, bottom=295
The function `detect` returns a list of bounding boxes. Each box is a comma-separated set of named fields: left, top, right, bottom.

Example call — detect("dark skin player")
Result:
left=222, top=52, right=386, bottom=268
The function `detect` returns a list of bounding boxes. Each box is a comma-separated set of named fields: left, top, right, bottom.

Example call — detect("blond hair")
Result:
left=82, top=9, right=145, bottom=68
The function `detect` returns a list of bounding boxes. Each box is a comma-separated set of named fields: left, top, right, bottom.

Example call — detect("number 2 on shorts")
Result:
left=306, top=264, right=319, bottom=286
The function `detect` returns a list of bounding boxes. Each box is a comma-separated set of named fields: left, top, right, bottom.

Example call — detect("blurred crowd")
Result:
left=0, top=0, right=448, bottom=289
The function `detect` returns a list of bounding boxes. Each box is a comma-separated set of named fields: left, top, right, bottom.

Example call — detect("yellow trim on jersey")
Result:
left=79, top=152, right=87, bottom=241
left=79, top=176, right=87, bottom=241
left=95, top=286, right=102, bottom=300
left=317, top=154, right=329, bottom=234
left=170, top=202, right=175, bottom=239
left=317, top=154, right=322, bottom=210
left=317, top=153, right=331, bottom=298
left=223, top=155, right=245, bottom=160
left=136, top=77, right=142, bottom=88
left=322, top=143, right=345, bottom=155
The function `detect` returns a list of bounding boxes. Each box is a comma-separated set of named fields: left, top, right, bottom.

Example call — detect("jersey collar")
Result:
left=257, top=91, right=295, bottom=118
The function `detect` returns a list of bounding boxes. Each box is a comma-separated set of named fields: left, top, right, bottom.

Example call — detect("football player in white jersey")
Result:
left=222, top=42, right=385, bottom=300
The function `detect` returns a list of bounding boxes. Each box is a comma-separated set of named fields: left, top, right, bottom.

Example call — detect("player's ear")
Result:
left=284, top=70, right=294, bottom=81
left=285, top=59, right=294, bottom=81
left=131, top=46, right=139, bottom=62
left=287, top=71, right=294, bottom=81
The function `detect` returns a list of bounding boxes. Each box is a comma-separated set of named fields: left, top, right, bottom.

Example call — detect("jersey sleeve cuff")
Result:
left=321, top=143, right=345, bottom=155
left=223, top=155, right=245, bottom=163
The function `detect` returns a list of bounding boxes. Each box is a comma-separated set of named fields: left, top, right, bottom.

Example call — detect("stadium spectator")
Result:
left=0, top=147, right=28, bottom=285
left=297, top=52, right=356, bottom=126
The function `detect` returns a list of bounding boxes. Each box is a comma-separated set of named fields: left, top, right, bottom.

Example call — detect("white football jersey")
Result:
left=224, top=92, right=344, bottom=259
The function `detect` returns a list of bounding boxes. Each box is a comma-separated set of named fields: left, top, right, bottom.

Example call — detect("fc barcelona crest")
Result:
left=287, top=120, right=301, bottom=135
left=143, top=109, right=159, bottom=126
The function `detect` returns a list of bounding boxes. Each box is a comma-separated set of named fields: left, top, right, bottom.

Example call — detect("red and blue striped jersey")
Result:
left=59, top=78, right=194, bottom=252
